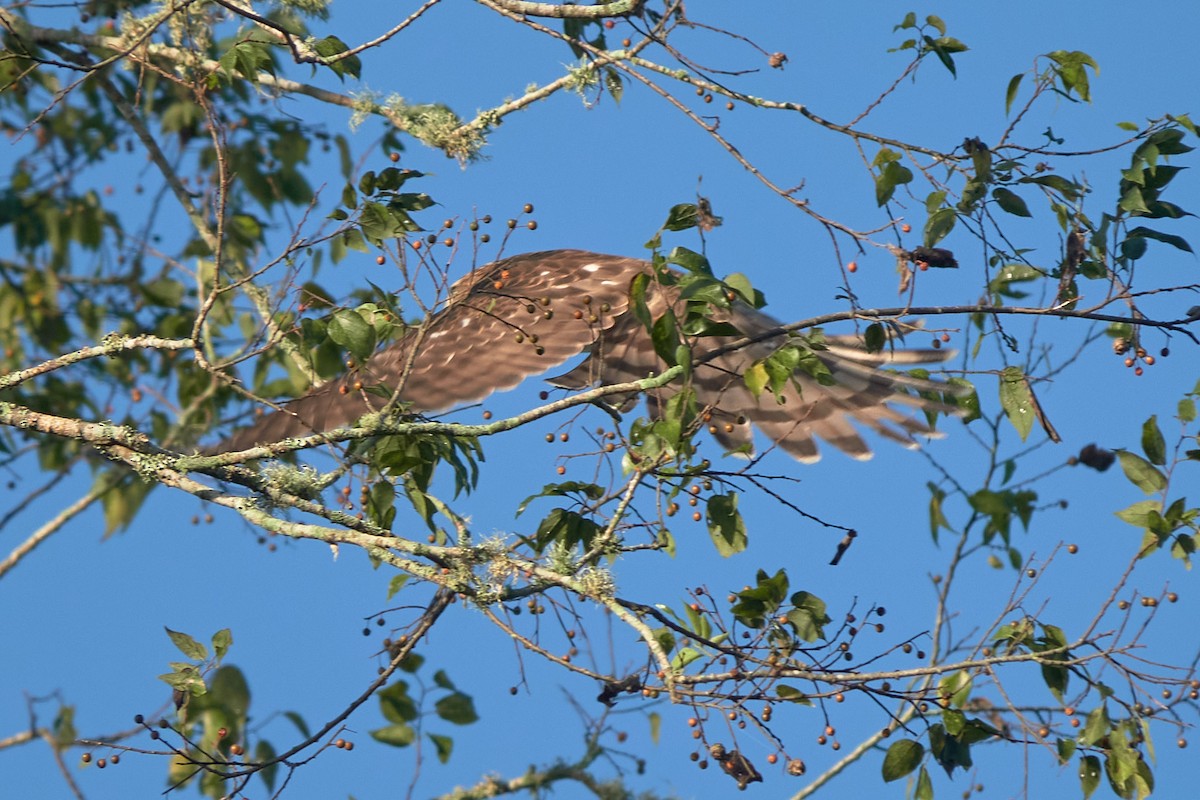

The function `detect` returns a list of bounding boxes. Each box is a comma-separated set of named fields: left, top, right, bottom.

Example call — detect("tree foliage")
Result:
left=1, top=2, right=1198, bottom=799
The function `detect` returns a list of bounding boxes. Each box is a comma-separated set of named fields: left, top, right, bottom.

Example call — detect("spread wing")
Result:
left=549, top=297, right=955, bottom=463
left=218, top=250, right=957, bottom=460
left=219, top=251, right=646, bottom=451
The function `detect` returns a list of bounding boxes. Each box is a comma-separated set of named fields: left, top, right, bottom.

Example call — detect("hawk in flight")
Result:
left=221, top=250, right=957, bottom=460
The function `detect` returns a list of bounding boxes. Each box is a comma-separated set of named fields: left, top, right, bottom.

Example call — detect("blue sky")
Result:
left=2, top=2, right=1199, bottom=798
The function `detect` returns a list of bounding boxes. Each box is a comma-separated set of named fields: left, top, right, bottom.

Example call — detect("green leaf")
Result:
left=434, top=691, right=479, bottom=725
left=928, top=483, right=950, bottom=542
left=1019, top=173, right=1084, bottom=199
left=1119, top=235, right=1144, bottom=262
left=212, top=629, right=233, bottom=662
left=993, top=188, right=1032, bottom=217
left=873, top=147, right=902, bottom=167
left=928, top=721, right=973, bottom=776
left=648, top=711, right=662, bottom=744
left=958, top=177, right=987, bottom=212
left=328, top=308, right=377, bottom=362
left=924, top=207, right=956, bottom=246
left=1041, top=661, right=1068, bottom=704
left=165, top=627, right=208, bottom=661
left=313, top=35, right=362, bottom=80
left=370, top=723, right=415, bottom=747
left=998, top=366, right=1034, bottom=441
left=926, top=35, right=968, bottom=77
left=882, top=738, right=925, bottom=781
left=674, top=343, right=692, bottom=378
left=1114, top=499, right=1162, bottom=528
left=255, top=740, right=278, bottom=791
left=101, top=475, right=153, bottom=536
left=1117, top=451, right=1167, bottom=494
left=933, top=36, right=967, bottom=53
left=876, top=160, right=914, bottom=206
left=946, top=377, right=981, bottom=422
left=378, top=681, right=418, bottom=723
left=864, top=323, right=886, bottom=353
left=52, top=705, right=77, bottom=747
left=939, top=670, right=972, bottom=708
left=915, top=765, right=933, bottom=800
left=763, top=345, right=805, bottom=400
left=209, top=665, right=251, bottom=717
left=428, top=733, right=453, bottom=764
left=730, top=569, right=789, bottom=628
left=723, top=272, right=760, bottom=306
left=141, top=277, right=185, bottom=307
left=650, top=308, right=682, bottom=365
left=744, top=362, right=769, bottom=399
left=1048, top=50, right=1099, bottom=102
left=158, top=663, right=206, bottom=695
left=1005, top=73, right=1024, bottom=115
left=1141, top=415, right=1167, bottom=465
left=1079, top=705, right=1111, bottom=747
left=706, top=493, right=747, bottom=556
left=1080, top=754, right=1102, bottom=799
left=399, top=653, right=425, bottom=673
left=1119, top=186, right=1150, bottom=216
left=1178, top=397, right=1196, bottom=423
left=786, top=591, right=830, bottom=642
left=967, top=488, right=1036, bottom=543
left=1126, top=226, right=1194, bottom=254
left=989, top=263, right=1043, bottom=298
left=516, top=481, right=604, bottom=517
left=671, top=646, right=703, bottom=670
left=276, top=711, right=309, bottom=739
left=603, top=66, right=624, bottom=103
left=534, top=508, right=603, bottom=552
left=662, top=203, right=699, bottom=231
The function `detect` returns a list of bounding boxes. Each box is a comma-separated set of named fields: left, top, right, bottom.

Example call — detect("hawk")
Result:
left=220, top=250, right=958, bottom=460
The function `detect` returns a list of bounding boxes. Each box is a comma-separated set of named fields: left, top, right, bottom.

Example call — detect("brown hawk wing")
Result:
left=549, top=295, right=954, bottom=462
left=219, top=251, right=643, bottom=451
left=218, top=250, right=957, bottom=460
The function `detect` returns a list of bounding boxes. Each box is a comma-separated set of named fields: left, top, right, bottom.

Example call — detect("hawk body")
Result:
left=221, top=250, right=957, bottom=460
